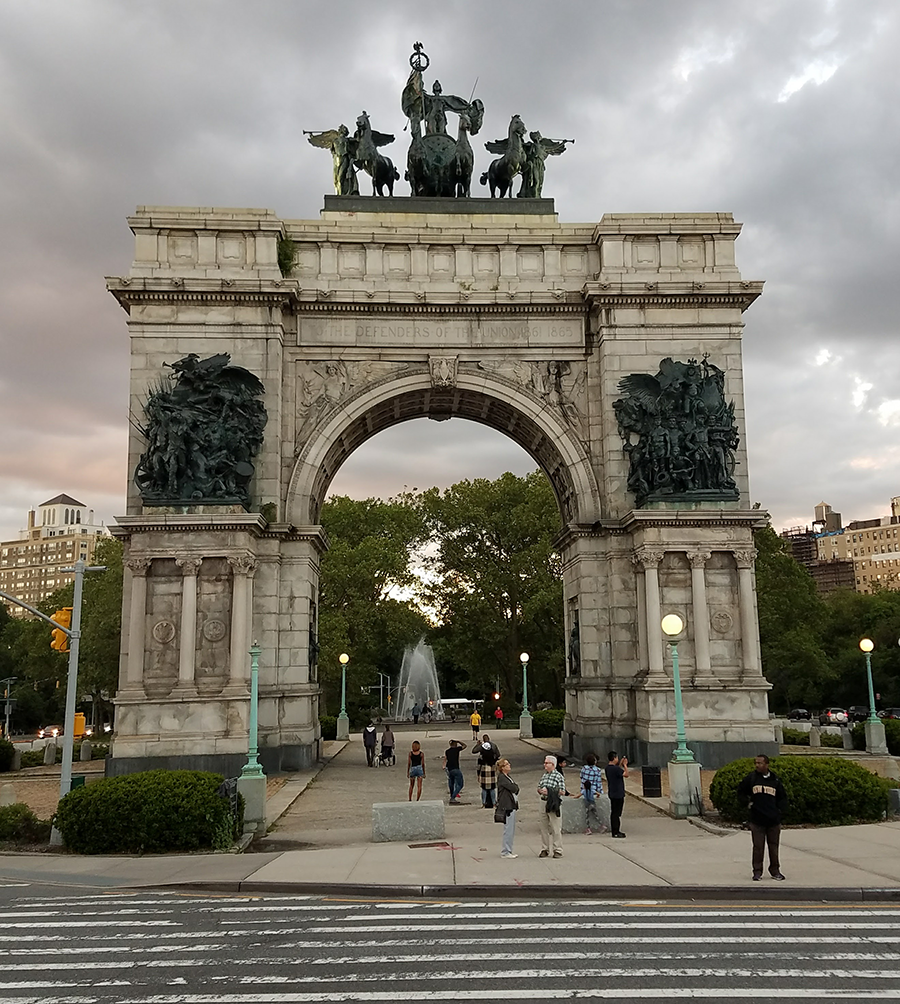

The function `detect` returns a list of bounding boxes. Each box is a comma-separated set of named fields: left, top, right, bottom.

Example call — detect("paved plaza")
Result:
left=1, top=729, right=900, bottom=899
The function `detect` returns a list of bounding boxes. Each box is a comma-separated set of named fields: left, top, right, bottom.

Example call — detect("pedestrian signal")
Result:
left=50, top=607, right=72, bottom=652
left=493, top=692, right=500, bottom=700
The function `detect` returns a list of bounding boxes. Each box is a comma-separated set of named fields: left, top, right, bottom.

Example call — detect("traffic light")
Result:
left=50, top=607, right=72, bottom=652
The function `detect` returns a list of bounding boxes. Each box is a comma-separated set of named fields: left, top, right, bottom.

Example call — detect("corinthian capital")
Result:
left=176, top=557, right=203, bottom=577
left=635, top=548, right=665, bottom=570
left=125, top=557, right=153, bottom=576
left=228, top=555, right=259, bottom=577
left=733, top=549, right=756, bottom=569
left=688, top=550, right=712, bottom=569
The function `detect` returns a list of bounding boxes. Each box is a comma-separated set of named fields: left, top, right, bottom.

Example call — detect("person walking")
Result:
left=494, top=706, right=504, bottom=728
left=470, top=708, right=482, bottom=739
left=362, top=721, right=378, bottom=767
left=579, top=752, right=607, bottom=834
left=443, top=739, right=467, bottom=802
left=407, top=740, right=426, bottom=800
left=605, top=750, right=628, bottom=838
left=496, top=758, right=519, bottom=858
left=737, top=754, right=788, bottom=881
left=537, top=754, right=566, bottom=858
left=473, top=734, right=500, bottom=808
left=411, top=703, right=421, bottom=725
left=380, top=724, right=395, bottom=765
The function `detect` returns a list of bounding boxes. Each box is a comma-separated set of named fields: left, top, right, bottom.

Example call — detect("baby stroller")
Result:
left=375, top=742, right=396, bottom=767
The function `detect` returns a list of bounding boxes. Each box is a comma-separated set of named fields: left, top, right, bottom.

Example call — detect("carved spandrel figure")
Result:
left=518, top=131, right=573, bottom=198
left=614, top=355, right=739, bottom=505
left=304, top=125, right=359, bottom=196
left=135, top=353, right=267, bottom=506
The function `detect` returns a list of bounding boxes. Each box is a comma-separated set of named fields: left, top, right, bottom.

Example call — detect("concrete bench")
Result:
left=372, top=799, right=445, bottom=843
left=560, top=793, right=611, bottom=834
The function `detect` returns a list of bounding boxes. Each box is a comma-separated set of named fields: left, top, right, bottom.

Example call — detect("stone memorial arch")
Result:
left=106, top=196, right=776, bottom=775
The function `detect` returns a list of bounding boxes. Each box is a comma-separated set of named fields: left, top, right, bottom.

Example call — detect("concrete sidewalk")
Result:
left=1, top=731, right=898, bottom=901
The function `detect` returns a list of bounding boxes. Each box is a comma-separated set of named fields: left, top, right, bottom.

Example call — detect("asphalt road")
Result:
left=1, top=885, right=899, bottom=1001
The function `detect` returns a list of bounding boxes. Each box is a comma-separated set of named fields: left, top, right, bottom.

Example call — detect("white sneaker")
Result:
left=501, top=852, right=518, bottom=858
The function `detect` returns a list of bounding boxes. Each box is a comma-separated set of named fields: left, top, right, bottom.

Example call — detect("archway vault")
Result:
left=287, top=371, right=602, bottom=528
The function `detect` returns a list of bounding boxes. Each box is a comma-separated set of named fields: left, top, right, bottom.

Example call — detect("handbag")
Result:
left=494, top=806, right=507, bottom=823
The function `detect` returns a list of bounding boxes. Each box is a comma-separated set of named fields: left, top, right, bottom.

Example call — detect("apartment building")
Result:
left=812, top=496, right=900, bottom=595
left=0, top=495, right=110, bottom=614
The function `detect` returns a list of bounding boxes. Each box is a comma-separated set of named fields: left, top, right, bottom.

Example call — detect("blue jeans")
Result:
left=447, top=768, right=464, bottom=799
left=501, top=809, right=517, bottom=855
left=481, top=787, right=495, bottom=807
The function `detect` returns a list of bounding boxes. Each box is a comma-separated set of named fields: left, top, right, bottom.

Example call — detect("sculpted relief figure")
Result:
left=614, top=356, right=740, bottom=505
left=135, top=353, right=267, bottom=506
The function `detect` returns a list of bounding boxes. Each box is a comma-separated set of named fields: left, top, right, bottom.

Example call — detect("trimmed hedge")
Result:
left=782, top=728, right=843, bottom=748
left=319, top=716, right=337, bottom=741
left=530, top=708, right=566, bottom=738
left=54, top=769, right=241, bottom=854
left=710, top=755, right=890, bottom=826
left=0, top=803, right=52, bottom=844
left=851, top=718, right=900, bottom=755
left=0, top=738, right=14, bottom=772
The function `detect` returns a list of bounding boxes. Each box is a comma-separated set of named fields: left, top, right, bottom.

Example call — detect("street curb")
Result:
left=135, top=879, right=900, bottom=903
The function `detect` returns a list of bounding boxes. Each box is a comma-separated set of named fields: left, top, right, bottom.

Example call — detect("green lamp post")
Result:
left=336, top=652, right=350, bottom=741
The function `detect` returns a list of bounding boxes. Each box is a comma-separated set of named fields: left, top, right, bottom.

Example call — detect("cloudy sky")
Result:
left=1, top=0, right=898, bottom=543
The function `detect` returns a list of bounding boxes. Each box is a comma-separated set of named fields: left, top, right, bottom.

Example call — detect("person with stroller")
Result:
left=380, top=724, right=395, bottom=765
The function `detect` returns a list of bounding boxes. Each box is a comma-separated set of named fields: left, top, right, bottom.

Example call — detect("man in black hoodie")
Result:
left=737, top=754, right=788, bottom=881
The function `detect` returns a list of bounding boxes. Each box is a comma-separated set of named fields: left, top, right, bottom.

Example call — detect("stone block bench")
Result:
left=372, top=799, right=445, bottom=843
left=561, top=793, right=611, bottom=834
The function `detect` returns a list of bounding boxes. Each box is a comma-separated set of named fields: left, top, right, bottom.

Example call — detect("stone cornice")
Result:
left=583, top=280, right=763, bottom=312
left=294, top=299, right=587, bottom=316
left=555, top=508, right=770, bottom=547
left=111, top=515, right=329, bottom=552
left=106, top=277, right=293, bottom=313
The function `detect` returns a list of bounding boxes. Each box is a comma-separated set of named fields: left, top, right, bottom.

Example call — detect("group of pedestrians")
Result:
left=365, top=723, right=788, bottom=879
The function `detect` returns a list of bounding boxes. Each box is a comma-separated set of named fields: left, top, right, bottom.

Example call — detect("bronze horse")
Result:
left=354, top=112, right=400, bottom=196
left=480, top=115, right=527, bottom=198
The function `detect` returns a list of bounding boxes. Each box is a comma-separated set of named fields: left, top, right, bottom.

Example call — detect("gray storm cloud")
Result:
left=1, top=0, right=898, bottom=541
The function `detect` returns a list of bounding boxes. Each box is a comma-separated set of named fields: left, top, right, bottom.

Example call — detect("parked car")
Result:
left=847, top=706, right=870, bottom=722
left=787, top=708, right=811, bottom=721
left=38, top=724, right=62, bottom=739
left=877, top=708, right=900, bottom=720
left=818, top=707, right=849, bottom=725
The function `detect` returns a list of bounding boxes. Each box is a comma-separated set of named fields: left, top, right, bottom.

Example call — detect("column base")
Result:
left=519, top=711, right=533, bottom=739
left=237, top=774, right=267, bottom=836
left=668, top=759, right=703, bottom=818
left=865, top=719, right=890, bottom=757
left=336, top=712, right=350, bottom=741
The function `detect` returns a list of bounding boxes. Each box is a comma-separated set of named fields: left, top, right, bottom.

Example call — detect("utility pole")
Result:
left=0, top=557, right=105, bottom=844
left=0, top=677, right=17, bottom=738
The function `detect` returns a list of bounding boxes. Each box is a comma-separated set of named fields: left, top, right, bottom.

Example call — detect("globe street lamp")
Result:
left=661, top=613, right=695, bottom=764
left=859, top=638, right=888, bottom=756
left=519, top=652, right=533, bottom=739
left=661, top=612, right=702, bottom=818
left=859, top=638, right=878, bottom=724
left=336, top=652, right=350, bottom=741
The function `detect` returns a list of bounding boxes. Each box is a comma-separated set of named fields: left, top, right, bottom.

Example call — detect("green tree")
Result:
left=318, top=493, right=431, bottom=718
left=822, top=587, right=900, bottom=709
left=754, top=524, right=833, bottom=709
left=78, top=537, right=123, bottom=725
left=422, top=470, right=564, bottom=705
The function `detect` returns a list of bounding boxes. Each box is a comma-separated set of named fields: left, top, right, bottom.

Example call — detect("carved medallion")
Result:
left=202, top=619, right=227, bottom=642
left=710, top=610, right=734, bottom=634
left=429, top=355, right=458, bottom=387
left=152, top=620, right=176, bottom=644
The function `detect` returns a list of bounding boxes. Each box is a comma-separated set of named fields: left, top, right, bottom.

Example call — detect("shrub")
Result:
left=0, top=803, right=52, bottom=844
left=530, top=708, right=566, bottom=738
left=781, top=727, right=809, bottom=746
left=20, top=750, right=47, bottom=769
left=54, top=770, right=241, bottom=854
left=0, top=738, right=14, bottom=772
left=851, top=719, right=900, bottom=755
left=820, top=732, right=844, bottom=748
left=710, top=756, right=890, bottom=826
left=319, top=716, right=337, bottom=741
